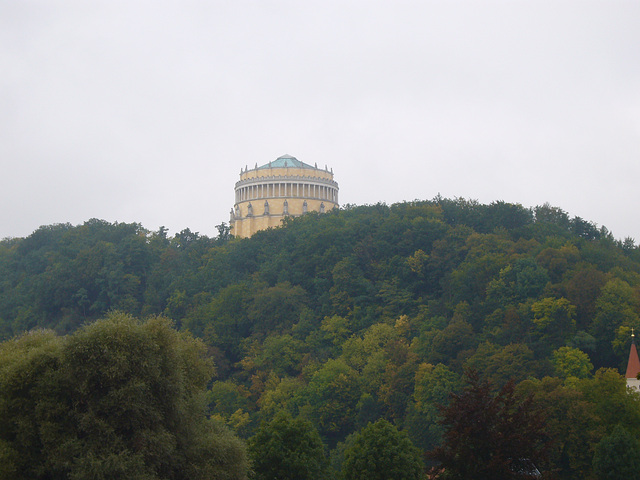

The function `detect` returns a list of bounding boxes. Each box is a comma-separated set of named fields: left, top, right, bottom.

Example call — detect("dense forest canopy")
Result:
left=1, top=197, right=640, bottom=479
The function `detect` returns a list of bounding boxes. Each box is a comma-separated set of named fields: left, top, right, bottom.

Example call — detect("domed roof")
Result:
left=258, top=154, right=315, bottom=170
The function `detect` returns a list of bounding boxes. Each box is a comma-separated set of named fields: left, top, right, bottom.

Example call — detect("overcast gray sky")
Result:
left=1, top=1, right=639, bottom=241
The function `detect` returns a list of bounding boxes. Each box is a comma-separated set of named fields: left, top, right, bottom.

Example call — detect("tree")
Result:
left=564, top=266, right=606, bottom=331
left=530, top=297, right=577, bottom=355
left=248, top=334, right=306, bottom=377
left=303, top=359, right=361, bottom=444
left=591, top=279, right=640, bottom=367
left=592, top=425, right=640, bottom=480
left=342, top=419, right=423, bottom=480
left=248, top=411, right=326, bottom=480
left=426, top=314, right=476, bottom=366
left=464, top=342, right=541, bottom=387
left=408, top=363, right=461, bottom=451
left=0, top=312, right=248, bottom=480
left=552, top=346, right=593, bottom=379
left=517, top=377, right=602, bottom=480
left=216, top=222, right=231, bottom=241
left=578, top=368, right=640, bottom=438
left=428, top=370, right=548, bottom=480
left=486, top=258, right=550, bottom=306
left=247, top=282, right=308, bottom=335
left=535, top=243, right=579, bottom=283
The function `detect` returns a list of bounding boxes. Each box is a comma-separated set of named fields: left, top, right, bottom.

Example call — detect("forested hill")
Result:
left=2, top=199, right=638, bottom=365
left=2, top=197, right=640, bottom=477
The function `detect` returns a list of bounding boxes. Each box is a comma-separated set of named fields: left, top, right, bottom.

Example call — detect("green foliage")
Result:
left=486, top=258, right=550, bottom=305
left=248, top=411, right=326, bottom=480
left=2, top=199, right=640, bottom=479
left=552, top=346, right=593, bottom=379
left=252, top=334, right=306, bottom=377
left=304, top=359, right=361, bottom=444
left=247, top=282, right=308, bottom=335
left=413, top=363, right=461, bottom=413
left=207, top=380, right=253, bottom=436
left=0, top=313, right=248, bottom=480
left=341, top=419, right=423, bottom=480
left=592, top=425, right=640, bottom=480
left=408, top=363, right=461, bottom=450
left=530, top=297, right=577, bottom=354
left=425, top=311, right=476, bottom=366
left=578, top=368, right=640, bottom=438
left=564, top=266, right=607, bottom=330
left=517, top=377, right=602, bottom=479
left=465, top=342, right=542, bottom=386
left=535, top=243, right=579, bottom=283
left=256, top=377, right=306, bottom=421
left=591, top=279, right=640, bottom=365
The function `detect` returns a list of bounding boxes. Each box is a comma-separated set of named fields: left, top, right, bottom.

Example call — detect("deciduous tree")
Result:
left=0, top=313, right=248, bottom=480
left=248, top=411, right=326, bottom=480
left=429, top=369, right=548, bottom=480
left=592, top=425, right=640, bottom=480
left=342, top=419, right=423, bottom=480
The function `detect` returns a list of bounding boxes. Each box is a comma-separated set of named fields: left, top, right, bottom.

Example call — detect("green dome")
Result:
left=258, top=154, right=314, bottom=170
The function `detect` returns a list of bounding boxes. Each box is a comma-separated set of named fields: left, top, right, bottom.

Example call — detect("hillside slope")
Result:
left=2, top=198, right=640, bottom=478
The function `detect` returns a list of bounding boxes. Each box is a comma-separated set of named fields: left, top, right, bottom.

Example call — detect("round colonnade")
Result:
left=230, top=155, right=339, bottom=238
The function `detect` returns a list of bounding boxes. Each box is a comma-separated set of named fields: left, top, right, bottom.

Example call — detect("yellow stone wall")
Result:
left=230, top=159, right=338, bottom=238
left=241, top=166, right=334, bottom=181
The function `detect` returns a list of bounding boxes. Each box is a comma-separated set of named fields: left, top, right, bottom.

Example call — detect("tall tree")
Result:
left=0, top=312, right=248, bottom=480
left=248, top=411, right=326, bottom=480
left=592, top=425, right=640, bottom=480
left=429, top=369, right=548, bottom=480
left=342, top=419, right=423, bottom=480
left=517, top=377, right=602, bottom=480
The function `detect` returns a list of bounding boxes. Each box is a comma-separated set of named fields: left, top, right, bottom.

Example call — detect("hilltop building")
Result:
left=230, top=154, right=339, bottom=238
left=626, top=330, right=640, bottom=391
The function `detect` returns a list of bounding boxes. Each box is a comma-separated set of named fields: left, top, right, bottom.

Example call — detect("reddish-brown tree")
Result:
left=428, top=369, right=549, bottom=480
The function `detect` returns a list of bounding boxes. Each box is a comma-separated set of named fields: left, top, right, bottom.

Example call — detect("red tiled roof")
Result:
left=626, top=342, right=640, bottom=379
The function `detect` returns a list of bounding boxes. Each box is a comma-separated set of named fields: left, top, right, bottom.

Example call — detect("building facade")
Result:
left=230, top=154, right=339, bottom=238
